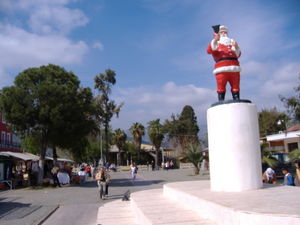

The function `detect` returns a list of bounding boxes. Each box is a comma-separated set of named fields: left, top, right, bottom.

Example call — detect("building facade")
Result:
left=266, top=125, right=300, bottom=152
left=0, top=114, right=21, bottom=152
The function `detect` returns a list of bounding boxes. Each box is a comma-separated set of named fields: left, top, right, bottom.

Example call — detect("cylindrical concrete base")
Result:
left=207, top=102, right=262, bottom=192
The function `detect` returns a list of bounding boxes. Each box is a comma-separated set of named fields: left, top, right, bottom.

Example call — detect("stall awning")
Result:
left=0, top=151, right=40, bottom=161
left=45, top=157, right=74, bottom=163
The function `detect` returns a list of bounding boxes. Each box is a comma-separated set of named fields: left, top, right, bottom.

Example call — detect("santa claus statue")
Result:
left=207, top=25, right=241, bottom=101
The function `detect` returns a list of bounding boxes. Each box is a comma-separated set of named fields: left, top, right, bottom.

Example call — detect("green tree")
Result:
left=21, top=133, right=41, bottom=155
left=147, top=119, right=164, bottom=168
left=258, top=107, right=288, bottom=137
left=181, top=143, right=204, bottom=175
left=288, top=149, right=300, bottom=162
left=112, top=128, right=127, bottom=166
left=94, top=69, right=123, bottom=163
left=130, top=122, right=145, bottom=164
left=51, top=86, right=96, bottom=165
left=260, top=142, right=278, bottom=168
left=0, top=64, right=94, bottom=184
left=124, top=141, right=136, bottom=165
left=280, top=76, right=300, bottom=123
left=163, top=105, right=199, bottom=153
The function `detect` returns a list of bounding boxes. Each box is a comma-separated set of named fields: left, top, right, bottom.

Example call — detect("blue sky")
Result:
left=0, top=0, right=300, bottom=133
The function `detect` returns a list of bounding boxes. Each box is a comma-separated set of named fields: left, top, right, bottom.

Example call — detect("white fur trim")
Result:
left=211, top=40, right=218, bottom=51
left=231, top=46, right=241, bottom=56
left=220, top=25, right=228, bottom=32
left=213, top=66, right=241, bottom=74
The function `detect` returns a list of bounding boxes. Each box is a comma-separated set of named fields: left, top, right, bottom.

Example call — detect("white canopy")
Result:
left=45, top=157, right=74, bottom=163
left=0, top=151, right=39, bottom=161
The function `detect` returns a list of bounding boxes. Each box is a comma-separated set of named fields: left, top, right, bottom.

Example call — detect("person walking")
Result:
left=130, top=162, right=138, bottom=182
left=96, top=167, right=110, bottom=200
left=51, top=164, right=61, bottom=187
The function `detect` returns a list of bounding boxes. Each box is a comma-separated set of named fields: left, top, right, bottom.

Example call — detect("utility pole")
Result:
left=99, top=126, right=104, bottom=166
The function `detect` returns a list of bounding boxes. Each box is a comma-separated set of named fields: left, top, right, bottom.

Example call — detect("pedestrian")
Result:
left=51, top=164, right=61, bottom=187
left=130, top=162, right=138, bottom=182
left=170, top=160, right=174, bottom=169
left=147, top=161, right=150, bottom=171
left=95, top=167, right=110, bottom=200
left=282, top=168, right=295, bottom=186
left=85, top=164, right=91, bottom=177
left=294, top=160, right=300, bottom=186
left=262, top=167, right=276, bottom=184
left=78, top=168, right=87, bottom=184
left=90, top=165, right=95, bottom=179
left=165, top=161, right=170, bottom=171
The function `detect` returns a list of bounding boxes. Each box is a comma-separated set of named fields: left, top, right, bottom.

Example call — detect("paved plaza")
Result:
left=0, top=168, right=209, bottom=225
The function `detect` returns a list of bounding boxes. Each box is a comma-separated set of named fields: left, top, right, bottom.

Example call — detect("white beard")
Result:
left=219, top=36, right=232, bottom=46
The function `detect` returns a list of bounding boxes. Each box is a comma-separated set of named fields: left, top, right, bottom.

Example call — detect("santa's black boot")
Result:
left=218, top=92, right=225, bottom=101
left=232, top=92, right=240, bottom=100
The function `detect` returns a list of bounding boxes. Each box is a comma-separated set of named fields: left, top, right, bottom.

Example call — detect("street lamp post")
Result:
left=277, top=119, right=287, bottom=136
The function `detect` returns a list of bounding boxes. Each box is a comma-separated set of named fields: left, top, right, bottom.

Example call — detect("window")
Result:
left=1, top=132, right=5, bottom=144
left=288, top=142, right=298, bottom=152
left=7, top=133, right=11, bottom=144
left=0, top=163, right=4, bottom=180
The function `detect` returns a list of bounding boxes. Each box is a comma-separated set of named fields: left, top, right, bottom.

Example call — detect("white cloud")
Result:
left=0, top=24, right=88, bottom=68
left=259, top=62, right=300, bottom=97
left=1, top=0, right=89, bottom=35
left=93, top=42, right=104, bottom=51
left=111, top=82, right=215, bottom=130
left=28, top=5, right=89, bottom=35
left=0, top=68, right=13, bottom=88
left=0, top=0, right=90, bottom=88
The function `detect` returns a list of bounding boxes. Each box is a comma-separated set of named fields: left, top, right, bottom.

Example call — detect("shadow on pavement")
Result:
left=71, top=178, right=165, bottom=188
left=0, top=202, right=42, bottom=220
left=110, top=178, right=165, bottom=187
left=69, top=180, right=98, bottom=188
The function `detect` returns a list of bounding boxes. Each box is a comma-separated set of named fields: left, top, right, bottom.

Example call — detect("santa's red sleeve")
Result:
left=207, top=40, right=217, bottom=54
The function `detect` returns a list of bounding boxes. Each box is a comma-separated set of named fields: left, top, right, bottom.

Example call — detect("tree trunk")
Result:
left=37, top=138, right=47, bottom=185
left=137, top=142, right=141, bottom=164
left=194, top=166, right=200, bottom=175
left=105, top=125, right=109, bottom=163
left=53, top=145, right=58, bottom=165
left=117, top=150, right=121, bottom=166
left=155, top=149, right=158, bottom=169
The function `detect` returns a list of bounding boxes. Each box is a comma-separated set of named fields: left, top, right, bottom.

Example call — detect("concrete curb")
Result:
left=36, top=205, right=60, bottom=225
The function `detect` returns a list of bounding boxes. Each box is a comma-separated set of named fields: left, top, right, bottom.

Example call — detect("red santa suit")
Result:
left=207, top=38, right=241, bottom=94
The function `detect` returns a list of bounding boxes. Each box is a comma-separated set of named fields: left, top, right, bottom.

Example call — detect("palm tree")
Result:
left=112, top=128, right=127, bottom=166
left=260, top=142, right=278, bottom=168
left=288, top=149, right=300, bottom=162
left=148, top=119, right=164, bottom=169
left=94, top=69, right=123, bottom=163
left=182, top=143, right=204, bottom=175
left=129, top=122, right=145, bottom=164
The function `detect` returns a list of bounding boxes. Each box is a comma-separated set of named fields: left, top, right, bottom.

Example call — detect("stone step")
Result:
left=163, top=180, right=300, bottom=225
left=97, top=188, right=217, bottom=225
left=131, top=188, right=217, bottom=225
left=97, top=199, right=138, bottom=225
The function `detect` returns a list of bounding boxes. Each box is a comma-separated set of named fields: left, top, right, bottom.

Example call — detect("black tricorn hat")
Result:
left=212, top=25, right=220, bottom=33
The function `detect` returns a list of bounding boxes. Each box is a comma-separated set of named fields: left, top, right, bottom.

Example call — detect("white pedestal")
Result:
left=207, top=102, right=262, bottom=192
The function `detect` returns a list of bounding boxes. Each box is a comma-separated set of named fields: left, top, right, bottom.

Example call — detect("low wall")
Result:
left=179, top=163, right=195, bottom=169
left=119, top=165, right=149, bottom=171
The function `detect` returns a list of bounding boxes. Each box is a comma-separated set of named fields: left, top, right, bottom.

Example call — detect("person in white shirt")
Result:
left=263, top=167, right=276, bottom=184
left=130, top=162, right=138, bottom=182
